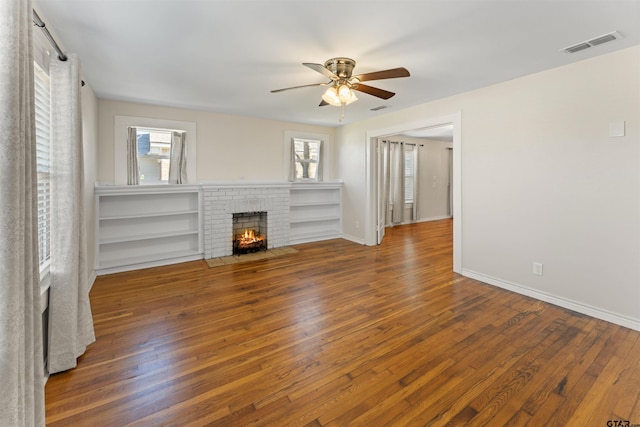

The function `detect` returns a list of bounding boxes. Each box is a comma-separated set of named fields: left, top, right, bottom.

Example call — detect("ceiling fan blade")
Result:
left=353, top=83, right=396, bottom=99
left=270, top=82, right=329, bottom=93
left=319, top=99, right=329, bottom=107
left=353, top=67, right=410, bottom=82
left=303, top=62, right=339, bottom=80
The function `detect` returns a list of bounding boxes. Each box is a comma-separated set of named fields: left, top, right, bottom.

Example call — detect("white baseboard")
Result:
left=87, top=270, right=97, bottom=291
left=96, top=254, right=203, bottom=276
left=416, top=215, right=452, bottom=223
left=341, top=233, right=366, bottom=245
left=462, top=269, right=640, bottom=332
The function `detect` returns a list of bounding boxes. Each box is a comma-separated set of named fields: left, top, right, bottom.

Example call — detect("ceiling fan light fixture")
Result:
left=321, top=86, right=341, bottom=106
left=338, top=84, right=351, bottom=100
left=342, top=88, right=358, bottom=105
left=322, top=84, right=357, bottom=107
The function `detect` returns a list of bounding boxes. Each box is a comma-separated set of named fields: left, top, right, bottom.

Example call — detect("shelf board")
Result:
left=290, top=216, right=340, bottom=224
left=99, top=209, right=199, bottom=221
left=99, top=229, right=199, bottom=245
left=289, top=231, right=341, bottom=244
left=290, top=201, right=339, bottom=207
left=289, top=228, right=340, bottom=238
left=98, top=249, right=201, bottom=269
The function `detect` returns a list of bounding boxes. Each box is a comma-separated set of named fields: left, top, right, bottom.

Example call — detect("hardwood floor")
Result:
left=45, top=219, right=640, bottom=426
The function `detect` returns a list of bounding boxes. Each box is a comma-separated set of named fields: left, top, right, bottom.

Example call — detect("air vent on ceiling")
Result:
left=561, top=31, right=623, bottom=54
left=370, top=105, right=388, bottom=111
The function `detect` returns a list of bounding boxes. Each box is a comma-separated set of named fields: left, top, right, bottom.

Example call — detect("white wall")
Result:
left=336, top=46, right=640, bottom=329
left=97, top=100, right=336, bottom=184
left=416, top=139, right=452, bottom=220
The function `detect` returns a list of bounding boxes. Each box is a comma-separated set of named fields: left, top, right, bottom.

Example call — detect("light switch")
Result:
left=609, top=121, right=625, bottom=137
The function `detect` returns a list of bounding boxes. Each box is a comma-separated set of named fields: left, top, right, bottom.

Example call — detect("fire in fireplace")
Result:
left=234, top=228, right=266, bottom=254
left=232, top=211, right=267, bottom=255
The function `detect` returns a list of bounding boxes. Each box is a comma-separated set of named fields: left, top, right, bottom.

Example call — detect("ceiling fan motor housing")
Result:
left=324, top=57, right=356, bottom=80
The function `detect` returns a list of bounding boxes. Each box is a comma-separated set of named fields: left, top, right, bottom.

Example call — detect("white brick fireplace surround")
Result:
left=202, top=182, right=291, bottom=259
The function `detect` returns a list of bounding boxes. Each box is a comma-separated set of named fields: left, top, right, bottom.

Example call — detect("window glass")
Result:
left=293, top=138, right=321, bottom=181
left=137, top=128, right=172, bottom=184
left=404, top=148, right=414, bottom=202
left=34, top=62, right=51, bottom=272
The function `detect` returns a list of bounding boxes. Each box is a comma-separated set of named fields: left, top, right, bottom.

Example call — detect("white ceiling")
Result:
left=33, top=0, right=640, bottom=128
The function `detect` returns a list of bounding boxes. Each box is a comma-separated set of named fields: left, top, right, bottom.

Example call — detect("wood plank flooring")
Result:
left=45, top=219, right=640, bottom=426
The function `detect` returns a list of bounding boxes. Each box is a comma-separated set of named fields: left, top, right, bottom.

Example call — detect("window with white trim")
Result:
left=34, top=62, right=51, bottom=273
left=293, top=138, right=321, bottom=181
left=114, top=115, right=197, bottom=185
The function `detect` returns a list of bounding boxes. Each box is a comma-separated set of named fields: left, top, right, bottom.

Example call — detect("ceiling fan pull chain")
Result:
left=339, top=103, right=345, bottom=122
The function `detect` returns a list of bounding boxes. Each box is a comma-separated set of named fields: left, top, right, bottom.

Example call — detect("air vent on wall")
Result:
left=370, top=105, right=389, bottom=111
left=561, top=31, right=623, bottom=54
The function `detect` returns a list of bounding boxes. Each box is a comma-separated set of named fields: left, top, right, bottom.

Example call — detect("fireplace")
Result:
left=202, top=183, right=290, bottom=259
left=232, top=211, right=267, bottom=254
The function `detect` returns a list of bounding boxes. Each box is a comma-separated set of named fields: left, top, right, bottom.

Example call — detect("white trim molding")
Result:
left=463, top=269, right=640, bottom=332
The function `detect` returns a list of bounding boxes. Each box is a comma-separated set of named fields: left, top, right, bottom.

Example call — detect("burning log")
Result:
left=234, top=229, right=266, bottom=254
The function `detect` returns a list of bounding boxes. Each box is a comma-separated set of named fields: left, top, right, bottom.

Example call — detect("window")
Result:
left=114, top=116, right=196, bottom=185
left=404, top=147, right=415, bottom=202
left=34, top=62, right=51, bottom=273
left=136, top=128, right=172, bottom=184
left=292, top=138, right=321, bottom=181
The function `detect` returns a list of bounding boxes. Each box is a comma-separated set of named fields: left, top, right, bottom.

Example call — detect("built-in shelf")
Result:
left=290, top=200, right=339, bottom=207
left=99, top=209, right=199, bottom=221
left=98, top=249, right=200, bottom=270
left=99, top=230, right=200, bottom=245
left=95, top=185, right=203, bottom=274
left=290, top=215, right=341, bottom=224
left=289, top=182, right=342, bottom=245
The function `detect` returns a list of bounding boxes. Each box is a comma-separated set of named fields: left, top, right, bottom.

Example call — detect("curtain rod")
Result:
left=32, top=9, right=67, bottom=61
left=382, top=140, right=424, bottom=147
left=33, top=9, right=84, bottom=86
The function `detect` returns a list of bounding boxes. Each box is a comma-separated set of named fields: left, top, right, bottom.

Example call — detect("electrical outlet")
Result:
left=355, top=220, right=359, bottom=229
left=532, top=262, right=543, bottom=276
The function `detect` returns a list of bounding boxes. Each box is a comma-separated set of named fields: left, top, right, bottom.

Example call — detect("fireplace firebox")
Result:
left=232, top=211, right=267, bottom=254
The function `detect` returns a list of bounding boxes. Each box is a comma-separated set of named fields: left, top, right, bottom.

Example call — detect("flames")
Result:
left=236, top=229, right=265, bottom=248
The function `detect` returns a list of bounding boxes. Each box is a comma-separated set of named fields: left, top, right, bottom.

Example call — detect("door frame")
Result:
left=364, top=112, right=462, bottom=273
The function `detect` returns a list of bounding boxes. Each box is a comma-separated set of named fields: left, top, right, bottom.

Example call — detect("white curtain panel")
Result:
left=288, top=138, right=296, bottom=182
left=448, top=147, right=453, bottom=217
left=383, top=141, right=392, bottom=227
left=48, top=54, right=95, bottom=374
left=316, top=140, right=323, bottom=181
left=168, top=131, right=187, bottom=184
left=413, top=145, right=420, bottom=221
left=0, top=0, right=46, bottom=424
left=391, top=142, right=405, bottom=225
left=126, top=126, right=139, bottom=185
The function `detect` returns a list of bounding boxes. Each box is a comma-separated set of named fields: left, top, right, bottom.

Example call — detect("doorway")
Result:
left=365, top=112, right=462, bottom=273
left=377, top=132, right=453, bottom=233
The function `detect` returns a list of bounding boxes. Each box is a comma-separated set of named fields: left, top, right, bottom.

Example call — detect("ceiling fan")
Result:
left=271, top=57, right=410, bottom=120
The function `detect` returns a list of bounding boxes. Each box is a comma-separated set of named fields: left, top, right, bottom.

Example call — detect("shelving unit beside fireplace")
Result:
left=289, top=182, right=342, bottom=245
left=95, top=185, right=203, bottom=274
